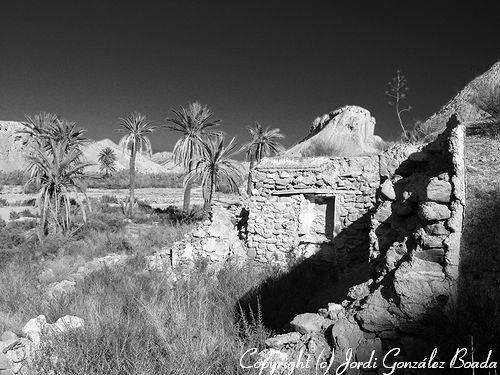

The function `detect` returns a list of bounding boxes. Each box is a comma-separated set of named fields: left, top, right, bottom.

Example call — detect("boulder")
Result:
left=418, top=202, right=451, bottom=221
left=289, top=313, right=328, bottom=334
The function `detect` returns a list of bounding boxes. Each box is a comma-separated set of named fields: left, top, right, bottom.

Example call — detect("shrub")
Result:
left=0, top=198, right=8, bottom=207
left=100, top=195, right=119, bottom=204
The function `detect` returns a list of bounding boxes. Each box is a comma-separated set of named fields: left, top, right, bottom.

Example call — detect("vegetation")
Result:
left=185, top=135, right=242, bottom=212
left=166, top=102, right=221, bottom=211
left=118, top=112, right=157, bottom=217
left=241, top=122, right=285, bottom=195
left=19, top=113, right=92, bottom=240
left=386, top=69, right=412, bottom=139
left=97, top=147, right=117, bottom=177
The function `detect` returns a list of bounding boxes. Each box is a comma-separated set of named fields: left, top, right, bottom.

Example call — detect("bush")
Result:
left=0, top=198, right=8, bottom=207
left=0, top=171, right=27, bottom=186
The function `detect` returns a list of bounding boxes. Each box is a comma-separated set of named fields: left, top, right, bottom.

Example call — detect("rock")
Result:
left=356, top=338, right=382, bottom=364
left=257, top=349, right=288, bottom=368
left=327, top=303, right=345, bottom=321
left=330, top=317, right=364, bottom=351
left=418, top=202, right=451, bottom=221
left=424, top=222, right=449, bottom=235
left=373, top=201, right=392, bottom=222
left=347, top=281, right=370, bottom=300
left=289, top=313, right=327, bottom=334
left=0, top=353, right=11, bottom=370
left=393, top=258, right=450, bottom=320
left=380, top=180, right=396, bottom=200
left=408, top=151, right=431, bottom=162
left=0, top=332, right=17, bottom=342
left=45, top=315, right=84, bottom=336
left=416, top=229, right=446, bottom=248
left=265, top=332, right=301, bottom=349
left=355, top=289, right=397, bottom=332
left=22, top=315, right=46, bottom=345
left=191, top=228, right=206, bottom=238
left=426, top=178, right=452, bottom=203
left=414, top=248, right=445, bottom=263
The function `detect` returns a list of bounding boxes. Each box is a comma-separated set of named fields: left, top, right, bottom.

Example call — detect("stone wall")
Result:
left=147, top=205, right=248, bottom=272
left=258, top=115, right=467, bottom=370
left=246, top=156, right=379, bottom=264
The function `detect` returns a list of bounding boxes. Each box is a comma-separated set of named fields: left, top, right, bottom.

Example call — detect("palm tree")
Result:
left=185, top=135, right=242, bottom=213
left=241, top=122, right=285, bottom=194
left=166, top=102, right=221, bottom=211
left=26, top=138, right=92, bottom=239
left=21, top=113, right=88, bottom=151
left=118, top=112, right=156, bottom=217
left=98, top=147, right=117, bottom=177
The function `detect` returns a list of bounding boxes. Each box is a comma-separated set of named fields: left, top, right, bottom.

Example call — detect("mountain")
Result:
left=151, top=151, right=184, bottom=173
left=285, top=105, right=385, bottom=157
left=0, top=122, right=176, bottom=174
left=83, top=139, right=171, bottom=174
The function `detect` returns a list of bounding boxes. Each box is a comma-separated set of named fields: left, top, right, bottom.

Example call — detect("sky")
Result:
left=1, top=0, right=499, bottom=152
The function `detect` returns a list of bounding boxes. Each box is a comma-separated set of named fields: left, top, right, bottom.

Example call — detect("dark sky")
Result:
left=1, top=0, right=499, bottom=152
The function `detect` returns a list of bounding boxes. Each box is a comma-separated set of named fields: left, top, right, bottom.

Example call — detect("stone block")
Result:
left=418, top=202, right=451, bottom=221
left=426, top=178, right=452, bottom=203
left=290, top=313, right=327, bottom=334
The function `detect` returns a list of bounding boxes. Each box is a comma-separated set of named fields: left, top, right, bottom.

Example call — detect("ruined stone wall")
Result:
left=247, top=156, right=379, bottom=264
left=258, top=116, right=467, bottom=370
left=369, top=115, right=465, bottom=321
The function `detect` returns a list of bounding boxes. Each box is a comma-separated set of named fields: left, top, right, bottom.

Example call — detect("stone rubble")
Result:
left=0, top=315, right=84, bottom=375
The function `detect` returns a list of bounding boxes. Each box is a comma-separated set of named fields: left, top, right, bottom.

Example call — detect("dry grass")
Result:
left=1, top=257, right=273, bottom=374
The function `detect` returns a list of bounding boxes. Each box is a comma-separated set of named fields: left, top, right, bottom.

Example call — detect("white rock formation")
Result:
left=285, top=105, right=384, bottom=157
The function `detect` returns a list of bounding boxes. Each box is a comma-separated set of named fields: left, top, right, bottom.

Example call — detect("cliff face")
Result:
left=285, top=105, right=383, bottom=157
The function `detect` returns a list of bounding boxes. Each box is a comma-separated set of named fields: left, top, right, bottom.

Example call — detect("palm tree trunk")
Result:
left=246, top=159, right=255, bottom=195
left=183, top=155, right=193, bottom=212
left=203, top=174, right=215, bottom=214
left=129, top=144, right=136, bottom=217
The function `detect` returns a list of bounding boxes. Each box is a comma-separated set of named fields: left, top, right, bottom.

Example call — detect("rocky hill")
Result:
left=422, top=61, right=500, bottom=135
left=285, top=105, right=384, bottom=157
